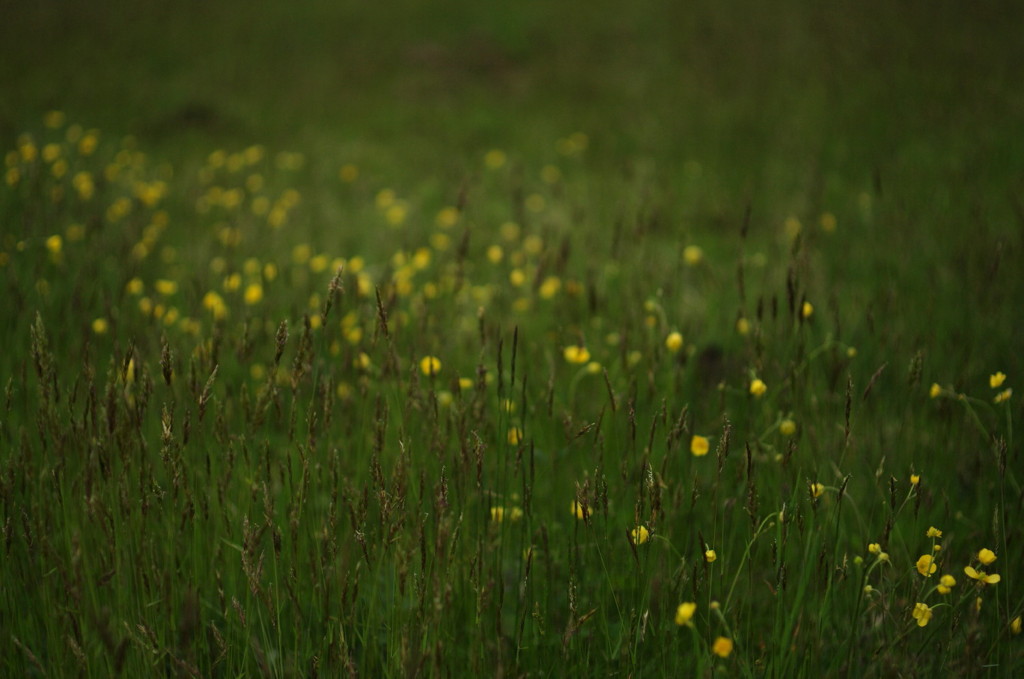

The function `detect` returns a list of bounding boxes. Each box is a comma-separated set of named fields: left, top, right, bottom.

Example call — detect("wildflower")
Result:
left=563, top=345, right=591, bottom=364
left=507, top=427, right=523, bottom=445
left=683, top=245, right=703, bottom=266
left=690, top=435, right=710, bottom=457
left=711, top=637, right=733, bottom=658
left=878, top=552, right=890, bottom=563
left=570, top=501, right=589, bottom=520
left=665, top=331, right=684, bottom=353
left=45, top=234, right=63, bottom=256
left=809, top=482, right=825, bottom=499
left=863, top=584, right=873, bottom=594
left=704, top=549, right=717, bottom=563
left=916, top=554, right=937, bottom=577
left=490, top=507, right=505, bottom=522
left=154, top=279, right=178, bottom=296
left=937, top=574, right=956, bottom=595
left=990, top=372, right=1006, bottom=388
left=926, top=526, right=942, bottom=538
left=586, top=361, right=602, bottom=375
left=779, top=419, right=796, bottom=436
left=674, top=602, right=696, bottom=626
left=92, top=318, right=109, bottom=335
left=244, top=283, right=263, bottom=305
left=484, top=149, right=507, bottom=169
left=994, top=388, right=1012, bottom=404
left=929, top=383, right=942, bottom=398
left=339, top=164, right=359, bottom=182
left=749, top=378, right=767, bottom=397
left=964, top=566, right=1000, bottom=585
left=1012, top=616, right=1022, bottom=635
left=868, top=543, right=881, bottom=555
left=912, top=602, right=933, bottom=627
left=978, top=548, right=997, bottom=565
left=630, top=525, right=650, bottom=545
left=736, top=317, right=750, bottom=335
left=801, top=301, right=814, bottom=319
left=910, top=474, right=920, bottom=486
left=419, top=356, right=442, bottom=376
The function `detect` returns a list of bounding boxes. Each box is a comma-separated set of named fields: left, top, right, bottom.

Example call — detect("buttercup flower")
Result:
left=801, top=301, right=814, bottom=319
left=704, top=548, right=717, bottom=563
left=749, top=378, right=767, bottom=397
left=912, top=602, right=933, bottom=627
left=990, top=372, right=1006, bottom=388
left=691, top=435, right=710, bottom=457
left=916, top=554, right=937, bottom=577
left=571, top=501, right=589, bottom=520
left=809, top=482, right=825, bottom=499
left=994, top=388, right=1012, bottom=404
left=937, top=574, right=956, bottom=594
left=712, top=637, right=733, bottom=658
left=674, top=602, right=696, bottom=626
left=420, top=356, right=442, bottom=376
left=563, top=345, right=591, bottom=364
left=964, top=566, right=1000, bottom=585
left=665, top=331, right=684, bottom=353
left=1012, top=616, right=1022, bottom=635
left=868, top=543, right=881, bottom=555
left=926, top=526, right=942, bottom=538
left=779, top=419, right=796, bottom=436
left=978, top=548, right=997, bottom=565
left=630, top=525, right=650, bottom=545
left=910, top=474, right=920, bottom=485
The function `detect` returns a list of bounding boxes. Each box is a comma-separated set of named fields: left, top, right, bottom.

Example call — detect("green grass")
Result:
left=2, top=1, right=1023, bottom=676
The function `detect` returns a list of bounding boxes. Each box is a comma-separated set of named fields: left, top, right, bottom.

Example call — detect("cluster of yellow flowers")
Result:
left=673, top=602, right=733, bottom=658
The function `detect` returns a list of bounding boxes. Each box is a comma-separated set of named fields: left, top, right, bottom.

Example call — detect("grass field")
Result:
left=3, top=1, right=1024, bottom=676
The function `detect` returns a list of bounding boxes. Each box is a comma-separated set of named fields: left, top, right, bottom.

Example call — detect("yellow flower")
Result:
left=690, top=435, right=710, bottom=457
left=994, top=388, right=1012, bottom=404
left=926, top=526, right=942, bottom=538
left=877, top=552, right=890, bottom=563
left=683, top=245, right=704, bottom=266
left=665, top=331, right=684, bottom=353
left=154, top=279, right=178, bottom=296
left=91, top=318, right=109, bottom=335
left=630, top=525, right=650, bottom=545
left=563, top=345, right=591, bottom=364
left=912, top=602, right=933, bottom=627
left=937, top=574, right=956, bottom=595
left=978, top=548, right=996, bottom=565
left=484, top=149, right=507, bottom=169
left=916, top=554, right=937, bottom=577
left=868, top=543, right=881, bottom=555
left=45, top=234, right=63, bottom=255
left=1012, top=616, right=1022, bottom=635
left=244, top=283, right=263, bottom=305
left=809, top=482, right=825, bottom=499
left=910, top=474, right=920, bottom=486
left=420, top=356, right=442, bottom=376
left=570, top=501, right=590, bottom=520
left=964, top=566, right=1000, bottom=585
left=929, top=383, right=942, bottom=398
left=801, top=301, right=814, bottom=319
left=674, top=602, right=696, bottom=627
left=990, top=372, right=1006, bottom=388
left=490, top=507, right=505, bottom=522
left=704, top=548, right=717, bottom=563
left=749, top=378, right=767, bottom=397
left=711, top=637, right=733, bottom=658
left=779, top=419, right=796, bottom=436
left=736, top=317, right=750, bottom=335
left=507, top=427, right=523, bottom=445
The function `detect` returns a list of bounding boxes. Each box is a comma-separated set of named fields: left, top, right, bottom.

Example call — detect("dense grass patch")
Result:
left=2, top=1, right=1023, bottom=676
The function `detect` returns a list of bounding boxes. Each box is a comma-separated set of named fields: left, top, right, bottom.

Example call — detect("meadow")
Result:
left=2, top=1, right=1023, bottom=676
